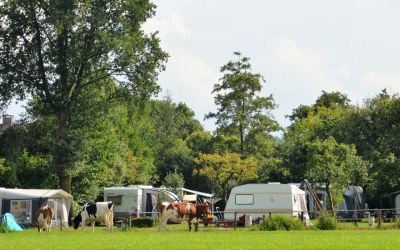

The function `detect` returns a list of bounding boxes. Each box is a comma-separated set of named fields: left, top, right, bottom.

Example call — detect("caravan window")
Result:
left=107, top=195, right=122, bottom=205
left=235, top=194, right=254, bottom=205
left=10, top=200, right=32, bottom=224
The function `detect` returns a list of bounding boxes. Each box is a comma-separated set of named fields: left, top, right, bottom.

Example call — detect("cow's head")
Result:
left=73, top=213, right=82, bottom=229
left=201, top=201, right=212, bottom=217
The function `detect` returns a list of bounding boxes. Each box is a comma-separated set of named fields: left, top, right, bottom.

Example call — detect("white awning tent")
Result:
left=0, top=188, right=72, bottom=200
left=0, top=188, right=72, bottom=227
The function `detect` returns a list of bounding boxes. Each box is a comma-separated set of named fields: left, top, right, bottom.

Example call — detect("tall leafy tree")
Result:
left=342, top=90, right=400, bottom=207
left=306, top=137, right=368, bottom=211
left=194, top=152, right=258, bottom=203
left=0, top=0, right=167, bottom=193
left=284, top=91, right=352, bottom=182
left=145, top=97, right=204, bottom=187
left=206, top=52, right=279, bottom=156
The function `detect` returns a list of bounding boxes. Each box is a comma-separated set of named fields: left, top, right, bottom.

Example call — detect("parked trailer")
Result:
left=104, top=186, right=180, bottom=218
left=104, top=186, right=213, bottom=219
left=224, top=183, right=309, bottom=223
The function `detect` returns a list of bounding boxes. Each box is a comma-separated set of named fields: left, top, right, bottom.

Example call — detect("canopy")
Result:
left=0, top=188, right=72, bottom=200
left=181, top=188, right=213, bottom=198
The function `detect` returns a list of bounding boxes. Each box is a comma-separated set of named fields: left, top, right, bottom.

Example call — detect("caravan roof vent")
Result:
left=268, top=182, right=281, bottom=184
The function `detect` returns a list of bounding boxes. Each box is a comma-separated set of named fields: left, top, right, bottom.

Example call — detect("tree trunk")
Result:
left=54, top=110, right=72, bottom=194
left=361, top=185, right=368, bottom=209
left=59, top=175, right=72, bottom=194
left=239, top=122, right=244, bottom=155
left=326, top=182, right=334, bottom=215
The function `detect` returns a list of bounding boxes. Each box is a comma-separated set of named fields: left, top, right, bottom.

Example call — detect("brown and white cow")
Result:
left=36, top=205, right=55, bottom=232
left=159, top=201, right=211, bottom=232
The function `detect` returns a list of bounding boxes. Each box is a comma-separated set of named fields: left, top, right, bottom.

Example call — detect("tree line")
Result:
left=1, top=1, right=400, bottom=210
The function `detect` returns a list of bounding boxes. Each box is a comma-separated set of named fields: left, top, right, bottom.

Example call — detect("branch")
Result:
left=31, top=5, right=53, bottom=107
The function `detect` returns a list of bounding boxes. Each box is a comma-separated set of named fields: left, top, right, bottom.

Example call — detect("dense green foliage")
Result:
left=259, top=216, right=304, bottom=231
left=205, top=52, right=280, bottom=156
left=0, top=0, right=168, bottom=194
left=194, top=152, right=259, bottom=202
left=316, top=214, right=337, bottom=230
left=130, top=217, right=155, bottom=228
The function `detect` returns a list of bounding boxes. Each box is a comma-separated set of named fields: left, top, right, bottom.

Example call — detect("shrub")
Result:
left=131, top=217, right=155, bottom=228
left=259, top=216, right=304, bottom=231
left=0, top=221, right=10, bottom=233
left=316, top=214, right=337, bottom=230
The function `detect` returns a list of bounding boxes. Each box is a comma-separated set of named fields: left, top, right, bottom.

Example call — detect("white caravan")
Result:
left=104, top=186, right=180, bottom=218
left=104, top=186, right=213, bottom=218
left=224, top=183, right=308, bottom=221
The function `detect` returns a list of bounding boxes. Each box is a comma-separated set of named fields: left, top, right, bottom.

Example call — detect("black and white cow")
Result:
left=73, top=201, right=114, bottom=232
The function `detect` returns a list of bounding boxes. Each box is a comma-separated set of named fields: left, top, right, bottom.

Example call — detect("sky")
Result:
left=6, top=0, right=400, bottom=131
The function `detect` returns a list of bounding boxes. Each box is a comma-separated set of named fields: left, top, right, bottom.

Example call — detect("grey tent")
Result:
left=0, top=188, right=72, bottom=227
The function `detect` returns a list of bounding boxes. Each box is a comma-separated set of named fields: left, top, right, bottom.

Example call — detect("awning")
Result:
left=180, top=188, right=213, bottom=198
left=183, top=194, right=197, bottom=202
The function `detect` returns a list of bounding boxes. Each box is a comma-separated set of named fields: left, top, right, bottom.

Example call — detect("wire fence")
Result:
left=112, top=208, right=400, bottom=229
left=210, top=208, right=400, bottom=228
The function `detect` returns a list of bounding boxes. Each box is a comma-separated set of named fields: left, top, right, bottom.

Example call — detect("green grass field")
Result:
left=2, top=224, right=400, bottom=250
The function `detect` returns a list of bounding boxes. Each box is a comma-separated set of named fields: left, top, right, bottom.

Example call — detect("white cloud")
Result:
left=159, top=48, right=219, bottom=129
left=142, top=13, right=191, bottom=40
left=143, top=9, right=218, bottom=130
left=272, top=39, right=346, bottom=96
left=273, top=40, right=323, bottom=75
left=362, top=72, right=400, bottom=90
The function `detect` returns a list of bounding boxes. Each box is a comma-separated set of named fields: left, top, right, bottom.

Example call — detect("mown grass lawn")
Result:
left=2, top=224, right=400, bottom=250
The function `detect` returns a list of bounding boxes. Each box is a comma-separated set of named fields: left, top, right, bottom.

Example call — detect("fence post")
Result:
left=378, top=209, right=381, bottom=229
left=269, top=212, right=271, bottom=218
left=234, top=212, right=237, bottom=230
left=354, top=209, right=358, bottom=228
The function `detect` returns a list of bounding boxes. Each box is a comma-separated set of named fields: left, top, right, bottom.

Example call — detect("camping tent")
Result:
left=0, top=188, right=72, bottom=227
left=0, top=213, right=23, bottom=231
left=339, top=186, right=364, bottom=218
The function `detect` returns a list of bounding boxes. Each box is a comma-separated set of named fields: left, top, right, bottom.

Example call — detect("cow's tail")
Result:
left=107, top=202, right=114, bottom=233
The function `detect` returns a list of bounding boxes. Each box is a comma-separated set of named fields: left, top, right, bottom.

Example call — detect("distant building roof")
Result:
left=1, top=115, right=16, bottom=131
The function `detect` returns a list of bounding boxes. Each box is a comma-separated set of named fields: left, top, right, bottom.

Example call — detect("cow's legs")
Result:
left=188, top=219, right=192, bottom=232
left=158, top=216, right=167, bottom=232
left=47, top=218, right=51, bottom=232
left=91, top=220, right=95, bottom=232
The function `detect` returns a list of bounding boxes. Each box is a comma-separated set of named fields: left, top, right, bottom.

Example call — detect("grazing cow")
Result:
left=36, top=205, right=55, bottom=232
left=159, top=201, right=211, bottom=232
left=73, top=201, right=114, bottom=232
